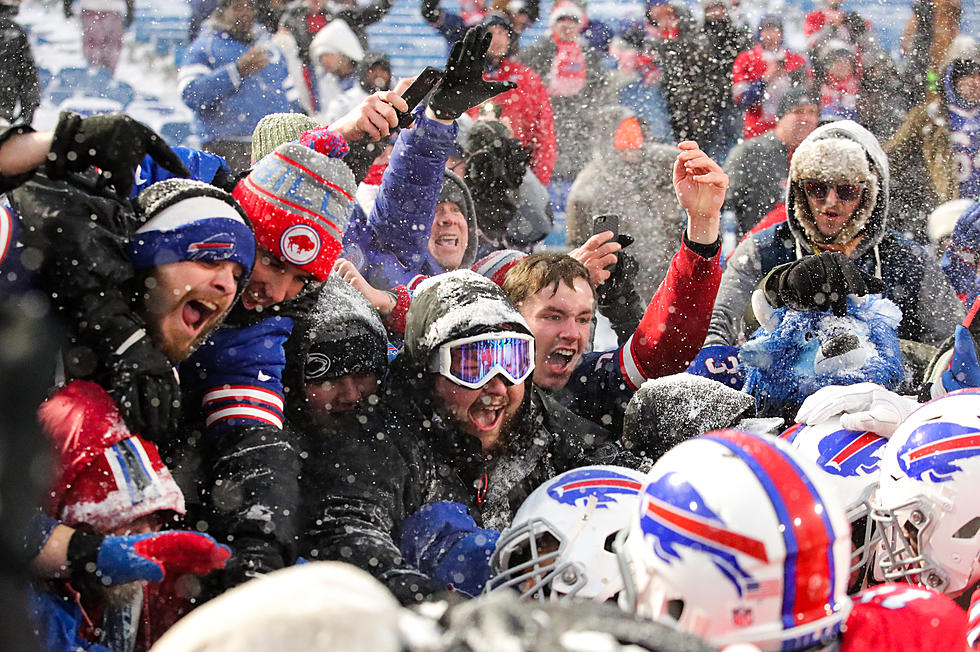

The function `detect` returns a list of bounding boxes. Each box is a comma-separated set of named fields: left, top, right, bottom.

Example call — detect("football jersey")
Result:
left=840, top=583, right=967, bottom=652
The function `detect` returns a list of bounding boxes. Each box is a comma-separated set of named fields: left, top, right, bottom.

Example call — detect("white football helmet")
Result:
left=779, top=419, right=886, bottom=588
left=871, top=388, right=980, bottom=597
left=616, top=429, right=853, bottom=652
left=488, top=465, right=646, bottom=602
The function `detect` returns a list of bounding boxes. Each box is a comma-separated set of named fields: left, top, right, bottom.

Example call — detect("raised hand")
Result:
left=428, top=26, right=517, bottom=121
left=672, top=141, right=726, bottom=244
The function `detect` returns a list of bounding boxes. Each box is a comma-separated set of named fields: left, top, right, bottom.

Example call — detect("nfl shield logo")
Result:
left=732, top=607, right=753, bottom=626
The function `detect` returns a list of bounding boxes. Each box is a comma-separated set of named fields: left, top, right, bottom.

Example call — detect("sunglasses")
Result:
left=429, top=332, right=535, bottom=389
left=802, top=179, right=866, bottom=202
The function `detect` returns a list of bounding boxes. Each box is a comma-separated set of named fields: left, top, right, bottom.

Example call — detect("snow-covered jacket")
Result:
left=464, top=59, right=556, bottom=186
left=179, top=25, right=301, bottom=143
left=341, top=110, right=477, bottom=290
left=559, top=236, right=722, bottom=435
left=732, top=44, right=808, bottom=139
left=707, top=120, right=964, bottom=347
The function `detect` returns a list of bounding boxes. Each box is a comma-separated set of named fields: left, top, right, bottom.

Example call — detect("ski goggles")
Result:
left=801, top=179, right=866, bottom=202
left=429, top=332, right=535, bottom=389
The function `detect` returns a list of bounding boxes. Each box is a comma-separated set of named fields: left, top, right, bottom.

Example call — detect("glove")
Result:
left=46, top=111, right=190, bottom=198
left=63, top=0, right=73, bottom=18
left=420, top=0, right=441, bottom=23
left=68, top=530, right=231, bottom=589
left=795, top=382, right=920, bottom=437
left=298, top=126, right=350, bottom=158
left=595, top=240, right=638, bottom=307
left=95, top=313, right=181, bottom=443
left=937, top=324, right=980, bottom=395
left=124, top=7, right=134, bottom=27
left=428, top=26, right=518, bottom=121
left=763, top=251, right=886, bottom=317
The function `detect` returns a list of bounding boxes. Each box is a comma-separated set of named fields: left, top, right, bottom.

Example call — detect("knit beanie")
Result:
left=233, top=142, right=356, bottom=281
left=252, top=113, right=320, bottom=164
left=133, top=179, right=256, bottom=280
left=305, top=276, right=389, bottom=382
left=550, top=1, right=584, bottom=26
left=39, top=381, right=185, bottom=532
left=470, top=249, right=527, bottom=287
left=776, top=85, right=819, bottom=119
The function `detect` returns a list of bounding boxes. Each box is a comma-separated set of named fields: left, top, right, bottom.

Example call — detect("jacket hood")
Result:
left=786, top=119, right=889, bottom=258
left=310, top=19, right=365, bottom=65
left=356, top=51, right=391, bottom=92
left=404, top=269, right=531, bottom=365
left=439, top=169, right=480, bottom=269
left=943, top=36, right=980, bottom=107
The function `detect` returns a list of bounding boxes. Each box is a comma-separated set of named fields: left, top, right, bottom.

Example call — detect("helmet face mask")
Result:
left=871, top=496, right=948, bottom=592
left=618, top=430, right=853, bottom=652
left=489, top=466, right=645, bottom=602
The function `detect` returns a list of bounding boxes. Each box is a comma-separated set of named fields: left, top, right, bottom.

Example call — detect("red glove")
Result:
left=298, top=127, right=350, bottom=159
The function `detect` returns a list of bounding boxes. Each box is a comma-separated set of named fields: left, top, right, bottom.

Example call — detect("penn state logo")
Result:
left=546, top=468, right=641, bottom=509
left=897, top=422, right=980, bottom=483
left=280, top=224, right=320, bottom=266
left=640, top=473, right=768, bottom=597
left=306, top=352, right=332, bottom=379
left=815, top=429, right=886, bottom=478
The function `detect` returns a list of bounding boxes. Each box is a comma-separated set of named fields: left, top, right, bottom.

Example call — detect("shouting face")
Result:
left=518, top=277, right=594, bottom=391
left=434, top=374, right=525, bottom=451
left=429, top=201, right=468, bottom=271
left=143, top=260, right=241, bottom=362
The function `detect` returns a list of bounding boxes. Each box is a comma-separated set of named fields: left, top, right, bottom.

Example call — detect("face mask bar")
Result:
left=488, top=517, right=585, bottom=601
left=870, top=497, right=949, bottom=592
left=429, top=332, right=535, bottom=390
left=846, top=485, right=881, bottom=588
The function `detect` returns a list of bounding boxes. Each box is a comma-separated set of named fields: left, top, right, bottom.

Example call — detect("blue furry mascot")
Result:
left=740, top=289, right=906, bottom=417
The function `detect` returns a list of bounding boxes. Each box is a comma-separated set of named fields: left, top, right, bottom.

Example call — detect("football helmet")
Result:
left=488, top=465, right=646, bottom=601
left=616, top=429, right=853, bottom=652
left=779, top=419, right=886, bottom=588
left=871, top=388, right=980, bottom=596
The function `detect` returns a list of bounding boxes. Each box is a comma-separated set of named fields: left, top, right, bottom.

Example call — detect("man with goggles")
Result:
left=429, top=332, right=535, bottom=389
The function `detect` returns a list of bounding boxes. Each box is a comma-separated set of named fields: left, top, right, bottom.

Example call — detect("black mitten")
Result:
left=421, top=0, right=441, bottom=23
left=428, top=27, right=517, bottom=120
left=595, top=240, right=639, bottom=307
left=763, top=251, right=886, bottom=317
left=46, top=111, right=189, bottom=197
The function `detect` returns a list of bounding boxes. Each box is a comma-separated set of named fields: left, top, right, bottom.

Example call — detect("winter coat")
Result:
left=0, top=6, right=39, bottom=125
left=179, top=24, right=301, bottom=144
left=723, top=130, right=791, bottom=238
left=886, top=40, right=980, bottom=236
left=302, top=356, right=630, bottom=603
left=517, top=34, right=610, bottom=181
left=706, top=120, right=964, bottom=348
left=464, top=59, right=557, bottom=186
left=566, top=107, right=686, bottom=304
left=559, top=236, right=722, bottom=436
left=342, top=111, right=478, bottom=290
left=732, top=44, right=809, bottom=139
left=642, top=2, right=720, bottom=145
left=278, top=0, right=391, bottom=63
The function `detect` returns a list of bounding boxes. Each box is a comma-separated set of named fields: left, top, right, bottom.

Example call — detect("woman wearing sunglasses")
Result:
left=705, top=119, right=963, bottom=348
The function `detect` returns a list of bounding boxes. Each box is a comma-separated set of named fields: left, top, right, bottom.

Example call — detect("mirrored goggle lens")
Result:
left=803, top=180, right=865, bottom=202
left=449, top=337, right=533, bottom=386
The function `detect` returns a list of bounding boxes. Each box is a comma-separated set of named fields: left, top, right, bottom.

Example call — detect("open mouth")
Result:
left=545, top=348, right=577, bottom=374
left=182, top=299, right=220, bottom=335
left=434, top=235, right=461, bottom=249
left=470, top=396, right=508, bottom=432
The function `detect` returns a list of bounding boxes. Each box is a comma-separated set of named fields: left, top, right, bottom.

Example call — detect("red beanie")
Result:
left=38, top=381, right=184, bottom=533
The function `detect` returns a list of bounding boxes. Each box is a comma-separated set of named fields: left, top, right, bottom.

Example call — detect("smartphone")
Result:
left=592, top=213, right=620, bottom=237
left=395, top=66, right=445, bottom=129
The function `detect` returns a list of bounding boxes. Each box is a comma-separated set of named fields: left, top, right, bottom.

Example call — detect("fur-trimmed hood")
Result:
left=787, top=120, right=890, bottom=258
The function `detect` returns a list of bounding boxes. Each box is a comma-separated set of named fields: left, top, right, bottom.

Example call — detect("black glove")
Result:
left=124, top=7, right=134, bottom=27
left=63, top=0, right=73, bottom=18
left=763, top=251, right=887, bottom=317
left=95, top=313, right=181, bottom=443
left=420, top=0, right=441, bottom=24
left=595, top=239, right=638, bottom=306
left=46, top=111, right=190, bottom=198
left=428, top=26, right=518, bottom=121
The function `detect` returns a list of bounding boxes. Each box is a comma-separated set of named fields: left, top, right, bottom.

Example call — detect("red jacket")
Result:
left=732, top=45, right=808, bottom=139
left=841, top=583, right=968, bottom=652
left=466, top=59, right=556, bottom=186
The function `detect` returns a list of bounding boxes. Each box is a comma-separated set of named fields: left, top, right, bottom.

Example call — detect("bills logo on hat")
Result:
left=188, top=233, right=237, bottom=260
left=546, top=468, right=642, bottom=508
left=281, top=224, right=321, bottom=266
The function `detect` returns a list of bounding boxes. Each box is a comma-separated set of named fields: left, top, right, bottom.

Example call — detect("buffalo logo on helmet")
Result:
left=280, top=224, right=321, bottom=265
left=897, top=421, right=980, bottom=483
left=546, top=468, right=642, bottom=509
left=639, top=473, right=769, bottom=598
left=815, top=428, right=886, bottom=478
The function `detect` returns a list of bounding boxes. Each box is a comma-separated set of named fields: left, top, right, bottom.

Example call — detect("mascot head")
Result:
left=740, top=290, right=906, bottom=417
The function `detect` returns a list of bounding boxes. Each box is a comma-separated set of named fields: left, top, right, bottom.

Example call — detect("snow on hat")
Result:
left=550, top=1, right=584, bottom=26
left=928, top=199, right=975, bottom=246
left=405, top=269, right=531, bottom=364
left=233, top=142, right=356, bottom=281
left=133, top=179, right=256, bottom=279
left=39, top=381, right=184, bottom=532
left=790, top=136, right=879, bottom=246
left=309, top=19, right=365, bottom=64
left=471, top=249, right=527, bottom=287
left=252, top=113, right=320, bottom=164
left=305, top=276, right=389, bottom=382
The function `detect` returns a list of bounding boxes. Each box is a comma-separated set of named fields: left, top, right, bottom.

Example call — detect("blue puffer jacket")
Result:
left=179, top=25, right=301, bottom=143
left=341, top=109, right=477, bottom=290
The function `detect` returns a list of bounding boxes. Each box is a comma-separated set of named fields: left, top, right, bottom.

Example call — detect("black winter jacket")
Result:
left=302, top=357, right=635, bottom=603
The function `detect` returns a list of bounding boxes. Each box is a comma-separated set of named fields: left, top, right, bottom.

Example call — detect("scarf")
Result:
left=547, top=34, right=587, bottom=97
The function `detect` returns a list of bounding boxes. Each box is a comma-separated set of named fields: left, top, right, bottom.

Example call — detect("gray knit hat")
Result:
left=251, top=113, right=320, bottom=164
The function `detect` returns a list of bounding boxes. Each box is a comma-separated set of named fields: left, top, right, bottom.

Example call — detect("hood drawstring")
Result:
left=476, top=472, right=488, bottom=505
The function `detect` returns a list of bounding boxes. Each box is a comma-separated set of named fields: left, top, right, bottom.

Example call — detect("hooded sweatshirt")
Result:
left=706, top=120, right=963, bottom=347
